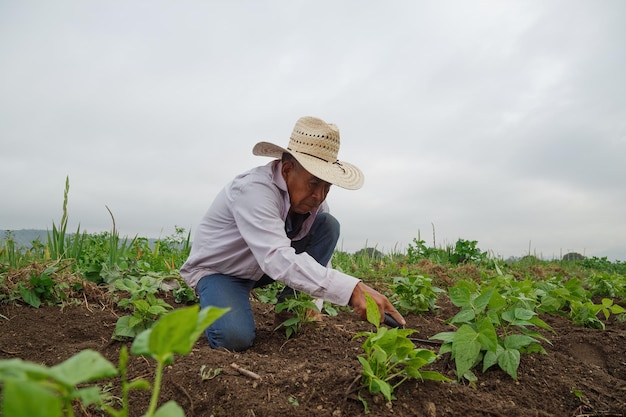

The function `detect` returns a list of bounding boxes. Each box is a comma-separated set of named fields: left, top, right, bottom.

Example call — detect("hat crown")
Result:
left=251, top=115, right=364, bottom=190
left=288, top=117, right=339, bottom=163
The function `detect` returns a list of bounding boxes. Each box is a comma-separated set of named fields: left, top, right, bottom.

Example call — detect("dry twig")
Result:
left=230, top=363, right=261, bottom=380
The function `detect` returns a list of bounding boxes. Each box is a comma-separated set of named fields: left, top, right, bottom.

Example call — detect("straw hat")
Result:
left=252, top=116, right=364, bottom=190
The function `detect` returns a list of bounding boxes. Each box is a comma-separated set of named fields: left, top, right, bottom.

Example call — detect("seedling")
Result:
left=0, top=305, right=228, bottom=417
left=113, top=276, right=173, bottom=339
left=274, top=292, right=321, bottom=339
left=353, top=294, right=450, bottom=405
left=199, top=365, right=222, bottom=381
left=571, top=386, right=590, bottom=406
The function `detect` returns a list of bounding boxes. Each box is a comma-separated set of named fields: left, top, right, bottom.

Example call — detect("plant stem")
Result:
left=146, top=360, right=165, bottom=417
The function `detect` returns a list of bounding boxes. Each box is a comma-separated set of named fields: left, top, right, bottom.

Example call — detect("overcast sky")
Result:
left=1, top=1, right=625, bottom=261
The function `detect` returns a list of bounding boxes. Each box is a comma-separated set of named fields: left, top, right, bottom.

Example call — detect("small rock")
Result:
left=424, top=401, right=436, bottom=417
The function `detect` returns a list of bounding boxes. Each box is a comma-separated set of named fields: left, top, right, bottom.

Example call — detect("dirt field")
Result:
left=1, top=293, right=625, bottom=417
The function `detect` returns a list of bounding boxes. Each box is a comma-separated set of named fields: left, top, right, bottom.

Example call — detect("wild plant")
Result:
left=0, top=305, right=228, bottom=417
left=0, top=232, right=22, bottom=269
left=104, top=206, right=136, bottom=271
left=151, top=226, right=192, bottom=272
left=46, top=176, right=86, bottom=261
left=76, top=209, right=136, bottom=285
left=449, top=238, right=487, bottom=264
left=17, top=267, right=57, bottom=308
left=353, top=294, right=449, bottom=407
left=389, top=269, right=443, bottom=315
left=406, top=234, right=487, bottom=265
left=406, top=235, right=439, bottom=264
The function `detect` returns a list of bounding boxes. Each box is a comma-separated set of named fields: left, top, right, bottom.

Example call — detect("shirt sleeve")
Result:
left=230, top=178, right=359, bottom=306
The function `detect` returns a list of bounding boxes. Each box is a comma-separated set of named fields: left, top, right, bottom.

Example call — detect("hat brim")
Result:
left=253, top=141, right=364, bottom=190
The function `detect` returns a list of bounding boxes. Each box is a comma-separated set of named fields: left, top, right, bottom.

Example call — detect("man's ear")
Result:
left=281, top=159, right=294, bottom=179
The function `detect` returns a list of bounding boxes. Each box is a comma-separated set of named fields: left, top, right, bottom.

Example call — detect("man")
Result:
left=181, top=116, right=405, bottom=351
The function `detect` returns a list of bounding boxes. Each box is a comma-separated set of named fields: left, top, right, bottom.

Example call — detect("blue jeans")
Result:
left=196, top=212, right=340, bottom=351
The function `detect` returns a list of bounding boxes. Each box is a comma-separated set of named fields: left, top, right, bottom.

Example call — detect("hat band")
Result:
left=288, top=147, right=346, bottom=174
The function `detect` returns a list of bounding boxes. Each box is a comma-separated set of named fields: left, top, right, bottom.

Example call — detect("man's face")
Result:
left=282, top=159, right=331, bottom=214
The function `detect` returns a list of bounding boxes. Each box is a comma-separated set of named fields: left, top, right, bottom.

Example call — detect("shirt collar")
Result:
left=271, top=160, right=288, bottom=193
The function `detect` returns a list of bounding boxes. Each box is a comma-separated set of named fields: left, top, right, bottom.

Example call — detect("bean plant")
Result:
left=274, top=292, right=324, bottom=339
left=0, top=305, right=228, bottom=417
left=389, top=269, right=443, bottom=315
left=354, top=294, right=450, bottom=407
left=113, top=276, right=173, bottom=340
left=431, top=279, right=551, bottom=382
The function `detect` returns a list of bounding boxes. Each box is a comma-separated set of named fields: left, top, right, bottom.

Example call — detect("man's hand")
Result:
left=349, top=282, right=406, bottom=327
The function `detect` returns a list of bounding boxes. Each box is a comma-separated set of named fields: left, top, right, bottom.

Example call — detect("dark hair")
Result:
left=281, top=152, right=295, bottom=163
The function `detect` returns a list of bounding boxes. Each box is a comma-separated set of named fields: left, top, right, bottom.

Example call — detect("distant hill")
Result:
left=0, top=229, right=162, bottom=249
left=0, top=229, right=50, bottom=248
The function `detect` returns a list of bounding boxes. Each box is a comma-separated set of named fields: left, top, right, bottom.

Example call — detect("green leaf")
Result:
left=418, top=370, right=452, bottom=382
left=514, top=307, right=536, bottom=321
left=503, top=334, right=538, bottom=350
left=357, top=356, right=375, bottom=378
left=449, top=286, right=471, bottom=308
left=611, top=303, right=626, bottom=314
left=483, top=349, right=497, bottom=371
left=473, top=288, right=494, bottom=313
left=438, top=343, right=452, bottom=355
left=73, top=386, right=105, bottom=407
left=128, top=378, right=151, bottom=390
left=133, top=299, right=151, bottom=313
left=113, top=316, right=138, bottom=339
left=145, top=307, right=199, bottom=358
left=194, top=306, right=229, bottom=342
left=128, top=315, right=145, bottom=329
left=452, top=324, right=481, bottom=379
left=285, top=326, right=294, bottom=339
left=430, top=331, right=455, bottom=344
left=1, top=379, right=62, bottom=417
left=372, top=378, right=393, bottom=401
left=282, top=317, right=300, bottom=327
left=371, top=345, right=389, bottom=368
left=19, top=287, right=41, bottom=308
left=364, top=293, right=381, bottom=327
left=476, top=317, right=498, bottom=352
left=148, top=305, right=169, bottom=315
left=151, top=400, right=185, bottom=417
left=601, top=298, right=613, bottom=308
left=498, top=348, right=520, bottom=379
left=0, top=358, right=51, bottom=381
left=529, top=315, right=553, bottom=332
left=48, top=349, right=118, bottom=386
left=449, top=308, right=475, bottom=324
left=132, top=305, right=228, bottom=362
left=487, top=290, right=507, bottom=311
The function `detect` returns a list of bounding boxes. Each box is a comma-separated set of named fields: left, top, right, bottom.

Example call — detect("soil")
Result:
left=1, top=291, right=625, bottom=417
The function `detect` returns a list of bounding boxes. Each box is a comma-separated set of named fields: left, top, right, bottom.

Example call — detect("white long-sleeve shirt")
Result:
left=180, top=160, right=360, bottom=306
